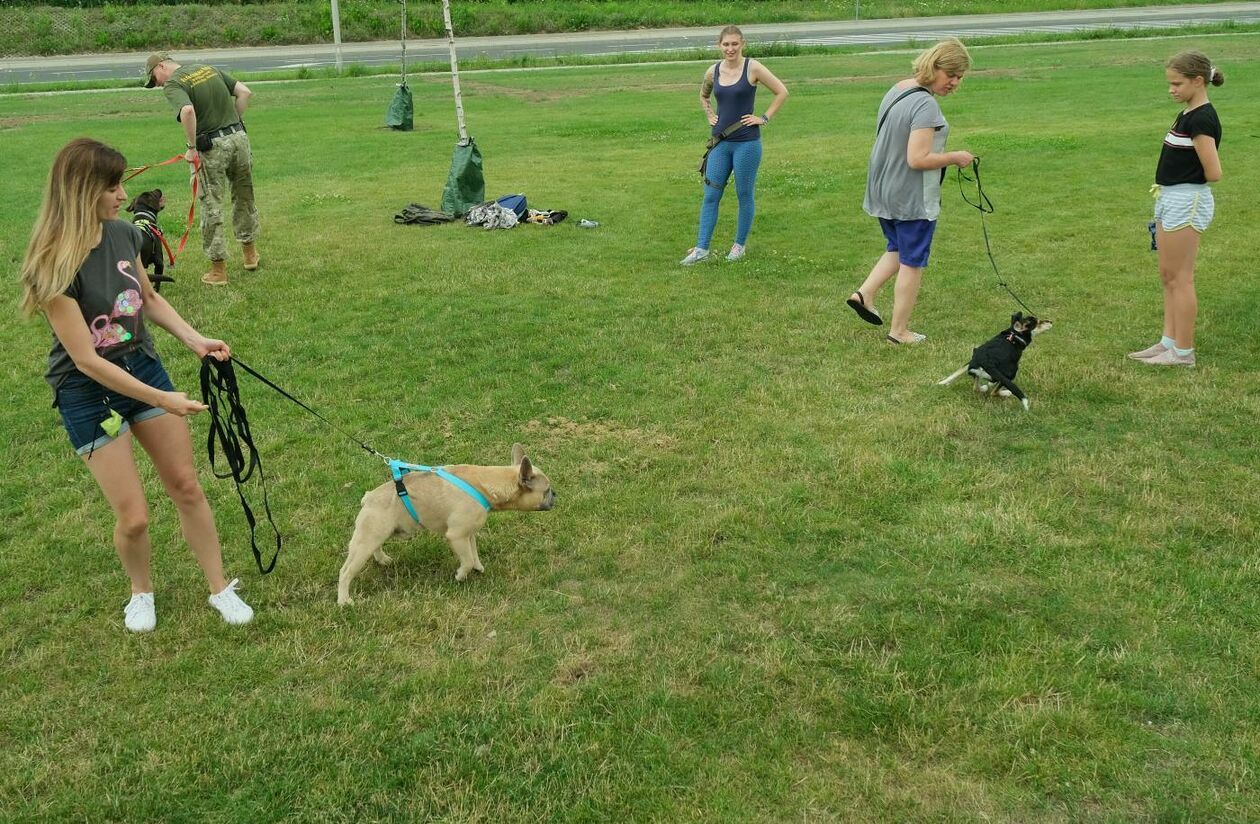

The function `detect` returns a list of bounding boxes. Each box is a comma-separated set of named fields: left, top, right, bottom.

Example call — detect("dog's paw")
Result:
left=454, top=568, right=470, bottom=582
left=1021, top=398, right=1031, bottom=412
left=473, top=560, right=485, bottom=574
left=337, top=594, right=354, bottom=606
left=373, top=550, right=393, bottom=566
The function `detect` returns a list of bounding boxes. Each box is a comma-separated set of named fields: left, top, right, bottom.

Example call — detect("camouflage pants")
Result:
left=196, top=129, right=259, bottom=262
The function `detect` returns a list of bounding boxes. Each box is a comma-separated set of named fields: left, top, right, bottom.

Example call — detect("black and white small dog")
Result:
left=938, top=312, right=1053, bottom=411
left=125, top=189, right=175, bottom=292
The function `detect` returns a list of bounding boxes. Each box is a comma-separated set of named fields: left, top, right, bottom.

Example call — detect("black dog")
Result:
left=125, top=189, right=175, bottom=292
left=938, top=312, right=1053, bottom=411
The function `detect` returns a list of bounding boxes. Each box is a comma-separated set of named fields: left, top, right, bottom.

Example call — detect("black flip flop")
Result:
left=846, top=292, right=883, bottom=326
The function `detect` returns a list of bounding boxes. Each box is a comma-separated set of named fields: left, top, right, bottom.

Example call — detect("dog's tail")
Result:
left=938, top=366, right=968, bottom=386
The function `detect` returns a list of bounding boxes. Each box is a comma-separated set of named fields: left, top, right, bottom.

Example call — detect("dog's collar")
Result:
left=132, top=208, right=159, bottom=224
left=388, top=459, right=492, bottom=523
left=1004, top=331, right=1031, bottom=347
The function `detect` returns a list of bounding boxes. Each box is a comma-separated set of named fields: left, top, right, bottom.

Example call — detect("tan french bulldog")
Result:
left=337, top=444, right=555, bottom=605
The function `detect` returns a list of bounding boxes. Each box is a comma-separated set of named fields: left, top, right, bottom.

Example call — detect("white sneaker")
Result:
left=208, top=579, right=254, bottom=626
left=726, top=244, right=746, bottom=261
left=1142, top=348, right=1196, bottom=368
left=679, top=248, right=710, bottom=266
left=1127, top=342, right=1168, bottom=360
left=124, top=592, right=156, bottom=633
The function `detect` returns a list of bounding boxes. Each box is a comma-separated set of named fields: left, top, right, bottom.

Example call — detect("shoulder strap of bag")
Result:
left=876, top=86, right=929, bottom=135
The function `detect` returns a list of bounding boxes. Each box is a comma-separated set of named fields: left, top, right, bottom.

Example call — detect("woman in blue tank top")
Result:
left=681, top=25, right=789, bottom=265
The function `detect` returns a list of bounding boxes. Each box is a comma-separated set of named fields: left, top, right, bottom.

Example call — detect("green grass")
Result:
left=2, top=33, right=1260, bottom=821
left=0, top=0, right=1246, bottom=56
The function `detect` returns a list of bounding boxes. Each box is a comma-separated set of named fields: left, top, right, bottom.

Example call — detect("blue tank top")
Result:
left=711, top=59, right=759, bottom=142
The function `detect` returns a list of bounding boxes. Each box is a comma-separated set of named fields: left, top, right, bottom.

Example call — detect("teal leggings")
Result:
left=697, top=138, right=762, bottom=249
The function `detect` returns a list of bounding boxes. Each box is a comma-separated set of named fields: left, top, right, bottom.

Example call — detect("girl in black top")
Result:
left=1128, top=51, right=1223, bottom=367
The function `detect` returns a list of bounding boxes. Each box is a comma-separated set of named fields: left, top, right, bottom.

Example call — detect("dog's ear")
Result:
left=518, top=456, right=534, bottom=485
left=124, top=196, right=139, bottom=214
left=1011, top=312, right=1023, bottom=324
left=511, top=443, right=525, bottom=465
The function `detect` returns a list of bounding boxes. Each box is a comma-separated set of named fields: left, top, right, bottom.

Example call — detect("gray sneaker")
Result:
left=679, top=248, right=710, bottom=266
left=1143, top=348, right=1195, bottom=367
left=725, top=244, right=746, bottom=261
left=124, top=592, right=155, bottom=633
left=1127, top=342, right=1168, bottom=360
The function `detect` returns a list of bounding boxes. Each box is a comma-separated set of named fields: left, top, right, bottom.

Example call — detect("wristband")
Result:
left=761, top=113, right=771, bottom=124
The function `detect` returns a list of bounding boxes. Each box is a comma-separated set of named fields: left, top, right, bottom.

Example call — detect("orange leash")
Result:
left=123, top=152, right=201, bottom=266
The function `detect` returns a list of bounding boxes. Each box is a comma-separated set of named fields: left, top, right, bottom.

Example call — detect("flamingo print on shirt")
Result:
left=89, top=259, right=143, bottom=350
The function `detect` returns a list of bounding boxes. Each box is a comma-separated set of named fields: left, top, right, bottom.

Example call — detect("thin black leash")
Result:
left=955, top=157, right=1037, bottom=316
left=222, top=356, right=388, bottom=462
left=198, top=356, right=393, bottom=574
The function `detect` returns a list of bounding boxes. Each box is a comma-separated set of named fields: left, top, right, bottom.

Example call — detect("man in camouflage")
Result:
left=146, top=52, right=260, bottom=286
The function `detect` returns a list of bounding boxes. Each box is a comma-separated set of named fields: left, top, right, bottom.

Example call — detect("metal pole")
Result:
left=330, top=0, right=344, bottom=74
left=442, top=0, right=469, bottom=142
left=855, top=1, right=860, bottom=21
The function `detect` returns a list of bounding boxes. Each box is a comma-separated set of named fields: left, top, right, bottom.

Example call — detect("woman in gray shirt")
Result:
left=847, top=39, right=976, bottom=344
left=19, top=138, right=255, bottom=632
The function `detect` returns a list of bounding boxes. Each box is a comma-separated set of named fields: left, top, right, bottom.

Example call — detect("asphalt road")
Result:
left=2, top=2, right=1258, bottom=86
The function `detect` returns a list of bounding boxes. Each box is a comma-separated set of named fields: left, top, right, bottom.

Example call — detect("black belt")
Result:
left=202, top=122, right=244, bottom=141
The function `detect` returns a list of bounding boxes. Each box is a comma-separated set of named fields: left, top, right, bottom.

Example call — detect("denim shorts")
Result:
left=879, top=217, right=938, bottom=268
left=54, top=349, right=173, bottom=455
left=1154, top=183, right=1214, bottom=233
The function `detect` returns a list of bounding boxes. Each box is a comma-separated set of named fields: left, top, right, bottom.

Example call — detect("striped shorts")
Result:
left=1153, top=183, right=1215, bottom=233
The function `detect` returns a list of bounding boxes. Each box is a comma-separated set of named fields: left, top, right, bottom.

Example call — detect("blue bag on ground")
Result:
left=495, top=194, right=528, bottom=220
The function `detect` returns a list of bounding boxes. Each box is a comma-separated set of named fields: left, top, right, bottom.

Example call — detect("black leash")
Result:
left=200, top=356, right=282, bottom=574
left=198, top=355, right=393, bottom=574
left=955, top=158, right=1038, bottom=316
left=222, top=356, right=387, bottom=461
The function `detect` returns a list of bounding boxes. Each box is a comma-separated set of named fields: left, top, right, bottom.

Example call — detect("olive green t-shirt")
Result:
left=164, top=63, right=240, bottom=134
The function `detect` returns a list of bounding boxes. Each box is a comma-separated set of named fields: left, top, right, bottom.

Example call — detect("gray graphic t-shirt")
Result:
left=862, top=84, right=949, bottom=221
left=45, top=220, right=158, bottom=391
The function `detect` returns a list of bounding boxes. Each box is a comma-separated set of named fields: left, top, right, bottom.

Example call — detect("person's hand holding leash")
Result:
left=192, top=336, right=230, bottom=361
left=951, top=150, right=976, bottom=168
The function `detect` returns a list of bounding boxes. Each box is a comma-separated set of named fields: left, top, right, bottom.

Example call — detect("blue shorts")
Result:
left=879, top=218, right=938, bottom=268
left=54, top=349, right=173, bottom=455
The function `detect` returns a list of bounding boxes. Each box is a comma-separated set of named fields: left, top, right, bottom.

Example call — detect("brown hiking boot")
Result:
left=242, top=242, right=260, bottom=271
left=201, top=259, right=228, bottom=286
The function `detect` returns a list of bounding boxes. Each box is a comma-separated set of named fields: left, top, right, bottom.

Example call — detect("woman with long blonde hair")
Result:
left=20, top=137, right=254, bottom=632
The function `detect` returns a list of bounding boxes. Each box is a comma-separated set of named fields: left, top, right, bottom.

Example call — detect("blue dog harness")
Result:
left=389, top=458, right=492, bottom=524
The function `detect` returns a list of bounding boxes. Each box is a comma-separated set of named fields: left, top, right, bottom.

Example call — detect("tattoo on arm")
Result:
left=701, top=76, right=713, bottom=100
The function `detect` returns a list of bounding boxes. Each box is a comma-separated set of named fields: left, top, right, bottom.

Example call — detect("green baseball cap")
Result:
left=144, top=52, right=171, bottom=88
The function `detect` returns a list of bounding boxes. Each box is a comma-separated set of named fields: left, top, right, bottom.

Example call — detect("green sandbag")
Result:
left=440, top=137, right=485, bottom=217
left=386, top=83, right=413, bottom=131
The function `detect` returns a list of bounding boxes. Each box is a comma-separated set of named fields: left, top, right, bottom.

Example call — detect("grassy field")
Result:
left=0, top=0, right=1244, bottom=56
left=2, top=33, right=1260, bottom=821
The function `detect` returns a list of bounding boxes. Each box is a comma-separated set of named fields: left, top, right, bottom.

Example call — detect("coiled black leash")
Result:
left=956, top=157, right=1038, bottom=316
left=199, top=355, right=395, bottom=574
left=200, top=356, right=283, bottom=574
